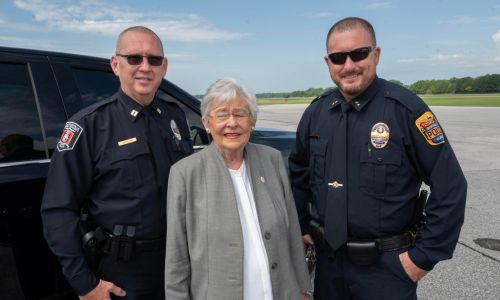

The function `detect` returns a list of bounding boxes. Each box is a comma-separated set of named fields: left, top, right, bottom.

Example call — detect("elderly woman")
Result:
left=164, top=78, right=310, bottom=299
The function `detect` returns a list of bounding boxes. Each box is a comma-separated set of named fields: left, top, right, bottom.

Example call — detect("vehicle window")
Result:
left=73, top=68, right=119, bottom=108
left=0, top=63, right=46, bottom=162
left=156, top=90, right=210, bottom=147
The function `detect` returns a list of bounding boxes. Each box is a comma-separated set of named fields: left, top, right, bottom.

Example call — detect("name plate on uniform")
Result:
left=117, top=137, right=137, bottom=146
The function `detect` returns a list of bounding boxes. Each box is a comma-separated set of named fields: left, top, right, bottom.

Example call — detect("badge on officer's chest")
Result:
left=170, top=120, right=182, bottom=141
left=370, top=122, right=390, bottom=149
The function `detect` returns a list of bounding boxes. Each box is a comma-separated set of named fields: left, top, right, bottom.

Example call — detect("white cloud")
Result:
left=432, top=53, right=465, bottom=61
left=399, top=53, right=465, bottom=64
left=304, top=11, right=336, bottom=18
left=13, top=0, right=245, bottom=42
left=445, top=15, right=475, bottom=25
left=0, top=35, right=58, bottom=49
left=366, top=2, right=391, bottom=9
left=492, top=29, right=500, bottom=48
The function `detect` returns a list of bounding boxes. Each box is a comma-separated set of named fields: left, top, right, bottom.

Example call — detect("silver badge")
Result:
left=170, top=120, right=182, bottom=141
left=370, top=122, right=390, bottom=149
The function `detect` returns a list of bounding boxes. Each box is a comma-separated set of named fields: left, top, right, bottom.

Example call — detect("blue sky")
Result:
left=1, top=0, right=499, bottom=95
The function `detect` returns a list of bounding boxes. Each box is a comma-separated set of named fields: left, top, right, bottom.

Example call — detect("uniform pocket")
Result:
left=359, top=143, right=401, bottom=195
left=309, top=138, right=328, bottom=185
left=104, top=140, right=151, bottom=189
left=386, top=251, right=416, bottom=285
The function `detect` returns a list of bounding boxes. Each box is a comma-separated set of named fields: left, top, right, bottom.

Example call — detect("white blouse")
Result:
left=228, top=161, right=273, bottom=300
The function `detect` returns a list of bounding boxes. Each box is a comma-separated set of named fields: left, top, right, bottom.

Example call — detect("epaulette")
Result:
left=381, top=79, right=426, bottom=114
left=310, top=88, right=337, bottom=105
left=159, top=98, right=182, bottom=110
left=70, top=93, right=118, bottom=121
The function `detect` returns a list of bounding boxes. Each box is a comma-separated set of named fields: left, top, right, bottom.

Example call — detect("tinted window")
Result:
left=157, top=89, right=210, bottom=147
left=73, top=68, right=119, bottom=107
left=0, top=63, right=46, bottom=162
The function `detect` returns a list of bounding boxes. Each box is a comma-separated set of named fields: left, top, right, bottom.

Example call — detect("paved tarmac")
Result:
left=257, top=104, right=500, bottom=299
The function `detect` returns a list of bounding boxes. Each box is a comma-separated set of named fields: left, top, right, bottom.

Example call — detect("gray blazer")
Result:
left=165, top=142, right=310, bottom=300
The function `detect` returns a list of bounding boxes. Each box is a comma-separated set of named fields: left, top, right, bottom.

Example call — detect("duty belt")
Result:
left=368, top=231, right=416, bottom=252
left=102, top=232, right=165, bottom=261
left=345, top=231, right=418, bottom=266
left=319, top=231, right=417, bottom=258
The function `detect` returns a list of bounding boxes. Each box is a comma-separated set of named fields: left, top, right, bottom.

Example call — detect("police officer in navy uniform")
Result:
left=289, top=17, right=467, bottom=299
left=41, top=26, right=193, bottom=299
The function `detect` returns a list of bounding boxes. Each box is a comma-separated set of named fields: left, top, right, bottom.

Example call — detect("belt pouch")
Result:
left=346, top=241, right=379, bottom=266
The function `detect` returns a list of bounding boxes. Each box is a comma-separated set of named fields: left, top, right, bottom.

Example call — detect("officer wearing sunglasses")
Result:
left=289, top=17, right=467, bottom=299
left=41, top=26, right=193, bottom=300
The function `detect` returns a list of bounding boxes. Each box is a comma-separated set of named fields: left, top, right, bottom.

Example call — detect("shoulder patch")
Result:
left=415, top=111, right=445, bottom=146
left=57, top=121, right=83, bottom=151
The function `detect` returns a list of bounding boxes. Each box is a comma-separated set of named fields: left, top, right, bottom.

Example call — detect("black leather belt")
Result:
left=373, top=231, right=414, bottom=252
left=102, top=234, right=165, bottom=261
left=350, top=231, right=416, bottom=252
left=319, top=231, right=415, bottom=258
left=346, top=231, right=417, bottom=265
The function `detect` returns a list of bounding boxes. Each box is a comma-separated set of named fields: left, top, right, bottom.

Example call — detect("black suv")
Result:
left=0, top=46, right=294, bottom=299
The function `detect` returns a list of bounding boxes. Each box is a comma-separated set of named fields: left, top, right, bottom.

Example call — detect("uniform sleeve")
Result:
left=277, top=151, right=311, bottom=293
left=405, top=108, right=467, bottom=271
left=288, top=107, right=313, bottom=234
left=164, top=164, right=191, bottom=299
left=40, top=120, right=98, bottom=295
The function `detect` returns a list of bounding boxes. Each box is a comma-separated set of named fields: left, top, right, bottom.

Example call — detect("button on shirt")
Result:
left=41, top=89, right=193, bottom=295
left=289, top=77, right=467, bottom=271
left=229, top=161, right=273, bottom=300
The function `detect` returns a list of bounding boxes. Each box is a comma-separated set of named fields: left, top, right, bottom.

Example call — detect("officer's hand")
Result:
left=79, top=279, right=126, bottom=300
left=302, top=234, right=314, bottom=246
left=399, top=251, right=428, bottom=282
left=301, top=292, right=311, bottom=300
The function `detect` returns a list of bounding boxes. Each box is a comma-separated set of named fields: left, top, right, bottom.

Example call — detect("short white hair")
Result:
left=201, top=78, right=258, bottom=121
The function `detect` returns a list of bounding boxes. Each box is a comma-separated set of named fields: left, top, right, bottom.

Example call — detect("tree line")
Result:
left=255, top=74, right=500, bottom=98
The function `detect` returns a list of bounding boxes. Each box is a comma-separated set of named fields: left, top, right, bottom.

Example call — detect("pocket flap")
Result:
left=310, top=138, right=328, bottom=157
left=360, top=143, right=401, bottom=166
left=107, top=140, right=150, bottom=164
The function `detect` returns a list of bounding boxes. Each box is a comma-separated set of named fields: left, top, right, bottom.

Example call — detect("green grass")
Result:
left=257, top=94, right=500, bottom=107
left=420, top=94, right=500, bottom=107
left=257, top=98, right=315, bottom=105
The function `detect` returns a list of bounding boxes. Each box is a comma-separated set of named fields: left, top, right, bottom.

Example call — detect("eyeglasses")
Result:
left=209, top=110, right=251, bottom=122
left=115, top=54, right=165, bottom=66
left=327, top=47, right=373, bottom=65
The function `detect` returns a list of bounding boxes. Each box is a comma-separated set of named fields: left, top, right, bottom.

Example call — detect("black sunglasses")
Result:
left=328, top=47, right=373, bottom=65
left=115, top=54, right=165, bottom=66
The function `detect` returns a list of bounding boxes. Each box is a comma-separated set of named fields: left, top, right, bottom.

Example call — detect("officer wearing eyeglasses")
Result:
left=41, top=26, right=193, bottom=299
left=289, top=17, right=467, bottom=299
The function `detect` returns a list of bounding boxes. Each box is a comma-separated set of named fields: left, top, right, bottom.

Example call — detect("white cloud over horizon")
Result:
left=399, top=53, right=466, bottom=64
left=13, top=0, right=246, bottom=42
left=304, top=11, right=337, bottom=18
left=366, top=1, right=391, bottom=9
left=445, top=15, right=475, bottom=25
left=493, top=29, right=500, bottom=47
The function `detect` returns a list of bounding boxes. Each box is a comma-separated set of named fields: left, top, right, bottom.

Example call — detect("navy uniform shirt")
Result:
left=289, top=77, right=467, bottom=271
left=41, top=89, right=193, bottom=295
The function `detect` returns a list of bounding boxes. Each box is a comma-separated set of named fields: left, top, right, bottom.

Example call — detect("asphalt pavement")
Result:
left=257, top=104, right=500, bottom=299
